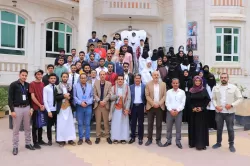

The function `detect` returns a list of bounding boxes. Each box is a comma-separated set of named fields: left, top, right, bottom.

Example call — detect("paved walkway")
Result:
left=0, top=116, right=250, bottom=166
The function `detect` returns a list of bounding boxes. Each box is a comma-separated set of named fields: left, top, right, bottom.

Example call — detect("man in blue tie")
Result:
left=129, top=74, right=146, bottom=145
left=73, top=73, right=93, bottom=145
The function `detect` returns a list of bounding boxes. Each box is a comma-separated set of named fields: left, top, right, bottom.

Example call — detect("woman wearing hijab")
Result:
left=167, top=46, right=175, bottom=57
left=162, top=55, right=170, bottom=67
left=179, top=57, right=190, bottom=71
left=188, top=76, right=211, bottom=150
left=157, top=47, right=164, bottom=59
left=139, top=47, right=150, bottom=73
left=157, top=58, right=168, bottom=82
left=187, top=50, right=194, bottom=63
left=141, top=59, right=154, bottom=84
left=180, top=70, right=193, bottom=123
left=203, top=65, right=217, bottom=130
left=151, top=49, right=158, bottom=71
left=198, top=70, right=207, bottom=87
left=193, top=55, right=202, bottom=74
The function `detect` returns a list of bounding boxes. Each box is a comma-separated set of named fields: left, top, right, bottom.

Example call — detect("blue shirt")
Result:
left=85, top=52, right=100, bottom=62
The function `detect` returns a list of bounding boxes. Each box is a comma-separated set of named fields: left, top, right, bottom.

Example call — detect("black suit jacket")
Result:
left=120, top=45, right=133, bottom=56
left=127, top=73, right=134, bottom=86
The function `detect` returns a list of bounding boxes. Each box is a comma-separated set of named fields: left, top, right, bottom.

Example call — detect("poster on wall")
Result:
left=186, top=21, right=198, bottom=51
left=165, top=24, right=174, bottom=52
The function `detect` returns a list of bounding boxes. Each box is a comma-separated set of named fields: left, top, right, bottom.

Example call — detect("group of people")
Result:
left=8, top=31, right=243, bottom=156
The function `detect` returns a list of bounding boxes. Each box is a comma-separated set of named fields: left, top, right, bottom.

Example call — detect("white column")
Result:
left=173, top=0, right=187, bottom=52
left=78, top=0, right=94, bottom=53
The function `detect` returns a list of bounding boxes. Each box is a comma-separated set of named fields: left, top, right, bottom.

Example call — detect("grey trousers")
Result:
left=12, top=106, right=31, bottom=148
left=166, top=111, right=183, bottom=144
left=215, top=113, right=235, bottom=145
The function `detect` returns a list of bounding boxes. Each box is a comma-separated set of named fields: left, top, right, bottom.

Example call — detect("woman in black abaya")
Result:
left=203, top=65, right=217, bottom=130
left=188, top=76, right=211, bottom=150
left=180, top=70, right=193, bottom=123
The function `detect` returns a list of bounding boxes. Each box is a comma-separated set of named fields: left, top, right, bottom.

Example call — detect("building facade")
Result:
left=0, top=0, right=249, bottom=95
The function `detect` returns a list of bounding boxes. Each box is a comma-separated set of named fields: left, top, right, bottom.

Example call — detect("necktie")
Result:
left=72, top=74, right=75, bottom=85
left=52, top=84, right=55, bottom=107
left=120, top=63, right=122, bottom=67
left=149, top=71, right=152, bottom=76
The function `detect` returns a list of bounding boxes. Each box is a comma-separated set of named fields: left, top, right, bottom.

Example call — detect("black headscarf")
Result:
left=151, top=49, right=158, bottom=61
left=141, top=47, right=149, bottom=59
left=167, top=47, right=175, bottom=56
left=157, top=47, right=164, bottom=59
left=187, top=50, right=194, bottom=63
left=182, top=57, right=189, bottom=66
left=162, top=55, right=170, bottom=66
left=203, top=65, right=216, bottom=89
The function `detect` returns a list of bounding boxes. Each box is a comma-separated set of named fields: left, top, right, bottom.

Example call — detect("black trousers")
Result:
left=47, top=111, right=57, bottom=142
left=131, top=103, right=144, bottom=140
left=147, top=107, right=162, bottom=141
left=32, top=110, right=43, bottom=144
left=215, top=113, right=235, bottom=145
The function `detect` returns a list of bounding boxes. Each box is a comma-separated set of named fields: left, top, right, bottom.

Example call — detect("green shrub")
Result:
left=0, top=87, right=8, bottom=111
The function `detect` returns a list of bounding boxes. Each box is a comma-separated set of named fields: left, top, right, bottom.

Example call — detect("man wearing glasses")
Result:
left=104, top=50, right=115, bottom=69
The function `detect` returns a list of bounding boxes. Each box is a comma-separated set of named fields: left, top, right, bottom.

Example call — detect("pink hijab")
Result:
left=189, top=76, right=204, bottom=93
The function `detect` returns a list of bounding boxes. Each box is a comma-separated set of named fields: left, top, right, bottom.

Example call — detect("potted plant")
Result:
left=0, top=87, right=8, bottom=118
left=235, top=83, right=247, bottom=99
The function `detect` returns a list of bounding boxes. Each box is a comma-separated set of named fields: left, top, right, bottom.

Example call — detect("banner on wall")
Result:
left=186, top=21, right=198, bottom=51
left=165, top=24, right=174, bottom=51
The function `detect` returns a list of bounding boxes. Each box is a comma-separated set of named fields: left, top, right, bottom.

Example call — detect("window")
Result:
left=216, top=27, right=240, bottom=62
left=0, top=11, right=26, bottom=55
left=46, top=22, right=72, bottom=58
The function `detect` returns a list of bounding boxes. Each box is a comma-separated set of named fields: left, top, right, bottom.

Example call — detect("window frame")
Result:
left=45, top=21, right=73, bottom=57
left=215, top=27, right=240, bottom=62
left=0, top=11, right=26, bottom=54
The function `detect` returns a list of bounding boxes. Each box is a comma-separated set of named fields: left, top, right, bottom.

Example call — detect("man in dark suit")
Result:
left=129, top=74, right=146, bottom=145
left=123, top=62, right=134, bottom=86
left=114, top=52, right=125, bottom=75
left=119, top=38, right=133, bottom=56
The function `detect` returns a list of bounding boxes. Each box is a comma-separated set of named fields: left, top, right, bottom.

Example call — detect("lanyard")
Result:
left=20, top=84, right=26, bottom=95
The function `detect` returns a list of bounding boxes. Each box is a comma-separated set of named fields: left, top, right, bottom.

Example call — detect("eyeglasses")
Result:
left=107, top=56, right=112, bottom=58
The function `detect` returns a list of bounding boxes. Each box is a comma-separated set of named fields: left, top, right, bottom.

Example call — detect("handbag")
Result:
left=36, top=110, right=48, bottom=128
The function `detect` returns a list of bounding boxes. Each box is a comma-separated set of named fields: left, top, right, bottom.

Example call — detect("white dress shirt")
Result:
left=67, top=73, right=79, bottom=87
left=124, top=73, right=129, bottom=85
left=43, top=84, right=56, bottom=112
left=154, top=83, right=160, bottom=102
left=63, top=63, right=73, bottom=73
left=219, top=85, right=228, bottom=113
left=165, top=88, right=186, bottom=112
left=95, top=67, right=108, bottom=80
left=91, top=78, right=96, bottom=87
left=134, top=84, right=142, bottom=103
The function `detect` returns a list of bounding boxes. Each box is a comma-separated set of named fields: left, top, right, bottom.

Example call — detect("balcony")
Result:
left=94, top=0, right=164, bottom=20
left=210, top=0, right=246, bottom=21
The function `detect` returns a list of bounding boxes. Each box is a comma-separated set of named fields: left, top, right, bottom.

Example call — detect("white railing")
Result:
left=107, top=0, right=150, bottom=9
left=212, top=67, right=245, bottom=76
left=0, top=62, right=27, bottom=72
left=212, top=0, right=244, bottom=6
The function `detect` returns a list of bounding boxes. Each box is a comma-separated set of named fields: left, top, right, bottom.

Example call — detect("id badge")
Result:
left=82, top=95, right=87, bottom=100
left=185, top=87, right=188, bottom=92
left=22, top=95, right=26, bottom=101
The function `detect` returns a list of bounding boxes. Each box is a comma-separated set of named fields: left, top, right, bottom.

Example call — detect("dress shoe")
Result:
left=95, top=138, right=101, bottom=144
left=38, top=140, right=48, bottom=146
left=128, top=138, right=135, bottom=144
left=176, top=143, right=183, bottom=149
left=12, top=148, right=18, bottom=155
left=121, top=140, right=127, bottom=144
left=229, top=145, right=236, bottom=153
left=25, top=144, right=35, bottom=150
left=138, top=140, right=143, bottom=145
left=107, top=137, right=112, bottom=144
left=156, top=141, right=164, bottom=147
left=77, top=139, right=83, bottom=145
left=85, top=139, right=92, bottom=145
left=59, top=142, right=65, bottom=147
left=33, top=143, right=41, bottom=149
left=48, top=141, right=52, bottom=146
left=113, top=140, right=118, bottom=144
left=145, top=139, right=152, bottom=146
left=212, top=143, right=221, bottom=149
left=68, top=140, right=76, bottom=146
left=164, top=142, right=172, bottom=147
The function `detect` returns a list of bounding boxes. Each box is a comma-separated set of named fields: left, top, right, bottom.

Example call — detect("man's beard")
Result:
left=221, top=80, right=227, bottom=85
left=124, top=69, right=128, bottom=73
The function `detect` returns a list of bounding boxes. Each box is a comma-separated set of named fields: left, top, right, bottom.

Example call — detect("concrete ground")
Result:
left=0, top=116, right=250, bottom=166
